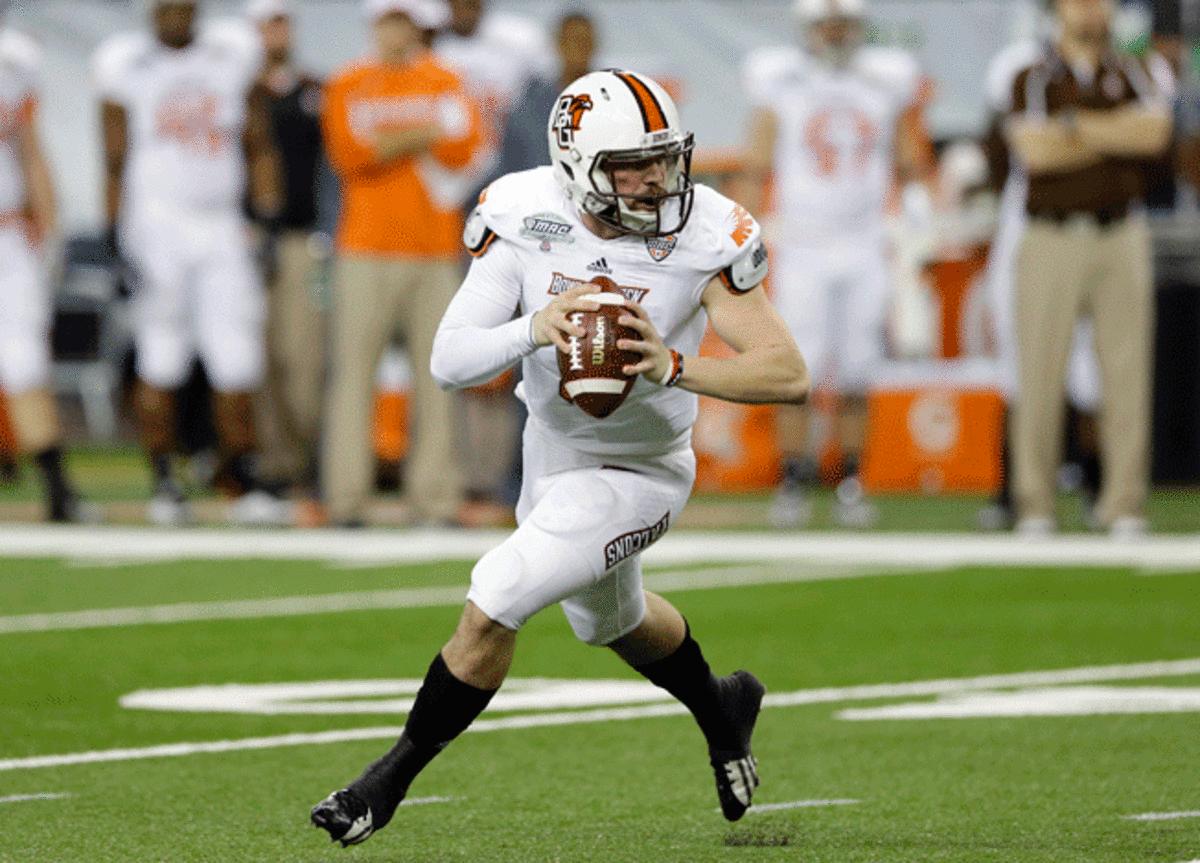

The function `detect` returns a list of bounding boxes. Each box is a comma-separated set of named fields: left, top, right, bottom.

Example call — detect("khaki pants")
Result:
left=322, top=254, right=463, bottom=523
left=256, top=230, right=327, bottom=487
left=1012, top=214, right=1154, bottom=525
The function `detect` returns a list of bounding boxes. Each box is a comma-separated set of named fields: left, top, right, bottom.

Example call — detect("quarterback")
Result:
left=311, top=69, right=809, bottom=846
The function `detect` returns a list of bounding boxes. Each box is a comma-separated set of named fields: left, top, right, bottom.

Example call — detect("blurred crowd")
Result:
left=0, top=0, right=1191, bottom=533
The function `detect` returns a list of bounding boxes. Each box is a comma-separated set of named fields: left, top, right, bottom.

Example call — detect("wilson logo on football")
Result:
left=553, top=92, right=593, bottom=150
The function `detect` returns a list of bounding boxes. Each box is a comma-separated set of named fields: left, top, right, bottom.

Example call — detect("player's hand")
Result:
left=532, top=286, right=602, bottom=353
left=617, top=302, right=671, bottom=382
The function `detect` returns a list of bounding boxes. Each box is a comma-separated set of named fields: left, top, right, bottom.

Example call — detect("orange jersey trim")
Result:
left=467, top=227, right=497, bottom=258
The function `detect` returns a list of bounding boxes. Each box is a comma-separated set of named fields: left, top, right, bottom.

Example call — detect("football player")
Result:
left=738, top=0, right=932, bottom=528
left=94, top=0, right=286, bottom=525
left=0, top=9, right=90, bottom=521
left=311, top=70, right=809, bottom=846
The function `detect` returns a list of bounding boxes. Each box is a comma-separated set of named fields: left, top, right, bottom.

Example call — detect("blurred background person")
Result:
left=432, top=0, right=551, bottom=514
left=494, top=9, right=595, bottom=178
left=0, top=8, right=90, bottom=522
left=244, top=0, right=327, bottom=503
left=978, top=32, right=1107, bottom=532
left=433, top=0, right=552, bottom=199
left=94, top=0, right=285, bottom=526
left=1005, top=0, right=1173, bottom=537
left=738, top=0, right=934, bottom=529
left=320, top=0, right=481, bottom=527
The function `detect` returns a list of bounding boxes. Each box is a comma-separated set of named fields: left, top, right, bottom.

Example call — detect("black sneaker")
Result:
left=709, top=670, right=765, bottom=821
left=311, top=788, right=375, bottom=847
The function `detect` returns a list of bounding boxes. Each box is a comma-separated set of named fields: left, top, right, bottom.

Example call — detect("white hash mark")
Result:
left=0, top=792, right=71, bottom=804
left=1124, top=811, right=1200, bottom=822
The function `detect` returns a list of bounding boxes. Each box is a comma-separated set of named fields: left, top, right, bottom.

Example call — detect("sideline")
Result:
left=0, top=525, right=1198, bottom=569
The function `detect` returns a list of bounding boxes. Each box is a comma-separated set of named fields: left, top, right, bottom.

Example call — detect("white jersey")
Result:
left=92, top=20, right=262, bottom=214
left=434, top=12, right=553, bottom=138
left=0, top=28, right=39, bottom=214
left=456, top=166, right=765, bottom=456
left=743, top=44, right=920, bottom=244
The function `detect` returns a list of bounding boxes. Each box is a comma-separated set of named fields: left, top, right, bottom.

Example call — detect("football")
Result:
left=557, top=280, right=640, bottom=418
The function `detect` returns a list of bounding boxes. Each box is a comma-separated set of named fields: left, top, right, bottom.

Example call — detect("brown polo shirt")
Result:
left=1009, top=48, right=1169, bottom=217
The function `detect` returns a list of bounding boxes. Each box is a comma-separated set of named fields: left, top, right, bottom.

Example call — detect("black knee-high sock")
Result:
left=150, top=453, right=174, bottom=488
left=33, top=447, right=69, bottom=500
left=350, top=653, right=496, bottom=826
left=781, top=456, right=818, bottom=490
left=1080, top=450, right=1102, bottom=501
left=633, top=624, right=735, bottom=751
left=996, top=406, right=1012, bottom=510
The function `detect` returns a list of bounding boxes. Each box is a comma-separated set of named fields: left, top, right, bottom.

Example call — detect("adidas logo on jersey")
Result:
left=586, top=257, right=613, bottom=275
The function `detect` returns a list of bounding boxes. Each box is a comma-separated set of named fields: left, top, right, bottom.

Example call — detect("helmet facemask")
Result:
left=583, top=133, right=695, bottom=237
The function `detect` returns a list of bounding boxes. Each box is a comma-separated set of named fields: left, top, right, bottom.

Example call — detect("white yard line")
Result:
left=0, top=586, right=468, bottom=635
left=3, top=656, right=1199, bottom=773
left=1124, top=811, right=1200, bottom=822
left=1, top=525, right=1198, bottom=569
left=400, top=796, right=457, bottom=807
left=0, top=792, right=71, bottom=804
left=0, top=563, right=937, bottom=636
left=762, top=658, right=1200, bottom=709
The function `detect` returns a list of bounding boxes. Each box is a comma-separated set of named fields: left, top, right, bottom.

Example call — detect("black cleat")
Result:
left=709, top=670, right=765, bottom=821
left=311, top=788, right=375, bottom=847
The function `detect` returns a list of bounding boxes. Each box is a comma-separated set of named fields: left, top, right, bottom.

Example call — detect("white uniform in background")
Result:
left=984, top=40, right=1102, bottom=413
left=743, top=43, right=919, bottom=392
left=432, top=11, right=553, bottom=204
left=431, top=166, right=765, bottom=644
left=0, top=27, right=50, bottom=396
left=92, top=21, right=265, bottom=393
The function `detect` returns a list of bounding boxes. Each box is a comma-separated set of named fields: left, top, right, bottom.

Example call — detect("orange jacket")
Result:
left=322, top=52, right=481, bottom=257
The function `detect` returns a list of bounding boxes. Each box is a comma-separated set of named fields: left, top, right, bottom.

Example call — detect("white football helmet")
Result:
left=794, top=0, right=866, bottom=66
left=547, top=69, right=694, bottom=237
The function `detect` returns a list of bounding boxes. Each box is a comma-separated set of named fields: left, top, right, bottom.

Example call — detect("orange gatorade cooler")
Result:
left=861, top=359, right=1003, bottom=494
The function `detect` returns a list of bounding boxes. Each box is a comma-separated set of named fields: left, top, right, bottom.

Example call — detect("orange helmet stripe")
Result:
left=613, top=71, right=668, bottom=133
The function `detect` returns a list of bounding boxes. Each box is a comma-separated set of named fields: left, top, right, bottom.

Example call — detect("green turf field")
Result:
left=1, top=548, right=1199, bottom=862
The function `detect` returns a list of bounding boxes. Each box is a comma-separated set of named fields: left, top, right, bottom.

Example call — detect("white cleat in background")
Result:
left=767, top=487, right=813, bottom=529
left=229, top=490, right=295, bottom=528
left=147, top=491, right=191, bottom=527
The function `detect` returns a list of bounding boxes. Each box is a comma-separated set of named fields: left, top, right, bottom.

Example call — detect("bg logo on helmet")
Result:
left=553, top=93, right=593, bottom=150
